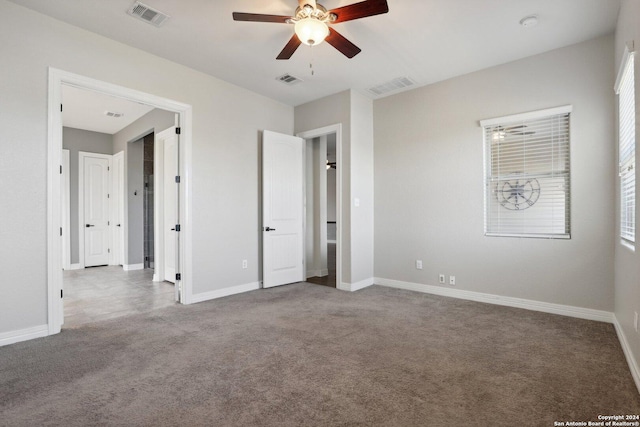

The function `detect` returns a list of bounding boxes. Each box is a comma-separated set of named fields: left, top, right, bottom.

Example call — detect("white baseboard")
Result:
left=374, top=277, right=614, bottom=323
left=64, top=263, right=82, bottom=271
left=306, top=269, right=329, bottom=279
left=327, top=240, right=337, bottom=244
left=123, top=263, right=144, bottom=271
left=0, top=325, right=48, bottom=347
left=338, top=277, right=374, bottom=292
left=613, top=315, right=640, bottom=394
left=152, top=273, right=160, bottom=282
left=189, top=281, right=260, bottom=304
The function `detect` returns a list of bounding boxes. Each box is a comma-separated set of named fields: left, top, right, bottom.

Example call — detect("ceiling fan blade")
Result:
left=298, top=0, right=317, bottom=10
left=325, top=28, right=361, bottom=58
left=232, top=12, right=291, bottom=23
left=277, top=34, right=302, bottom=60
left=329, top=0, right=389, bottom=24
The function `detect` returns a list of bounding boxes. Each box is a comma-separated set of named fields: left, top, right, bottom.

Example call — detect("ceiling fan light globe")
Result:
left=295, top=17, right=329, bottom=46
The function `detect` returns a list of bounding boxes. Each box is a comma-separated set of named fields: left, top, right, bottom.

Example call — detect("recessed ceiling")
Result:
left=9, top=0, right=620, bottom=106
left=62, top=85, right=154, bottom=134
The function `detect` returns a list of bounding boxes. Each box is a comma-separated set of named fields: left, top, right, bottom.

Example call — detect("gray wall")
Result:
left=295, top=90, right=376, bottom=287
left=112, top=108, right=175, bottom=266
left=62, top=127, right=113, bottom=264
left=0, top=1, right=293, bottom=334
left=373, top=35, right=615, bottom=311
left=614, top=0, right=640, bottom=383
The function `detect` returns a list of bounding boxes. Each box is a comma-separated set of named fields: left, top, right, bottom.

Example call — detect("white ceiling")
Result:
left=62, top=85, right=154, bottom=134
left=11, top=0, right=620, bottom=106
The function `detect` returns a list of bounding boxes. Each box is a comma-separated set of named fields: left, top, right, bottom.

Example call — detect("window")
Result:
left=616, top=48, right=636, bottom=244
left=481, top=106, right=572, bottom=238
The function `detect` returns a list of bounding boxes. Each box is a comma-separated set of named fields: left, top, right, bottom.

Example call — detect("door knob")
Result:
left=116, top=224, right=121, bottom=227
left=265, top=227, right=276, bottom=232
left=85, top=224, right=95, bottom=227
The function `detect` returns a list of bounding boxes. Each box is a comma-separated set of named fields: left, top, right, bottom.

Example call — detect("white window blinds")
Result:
left=616, top=50, right=636, bottom=244
left=481, top=106, right=572, bottom=238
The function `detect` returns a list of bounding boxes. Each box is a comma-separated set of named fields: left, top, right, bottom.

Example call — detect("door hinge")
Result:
left=175, top=224, right=181, bottom=232
left=108, top=221, right=110, bottom=226
left=175, top=273, right=181, bottom=281
left=107, top=194, right=110, bottom=198
left=108, top=248, right=110, bottom=253
left=60, top=227, right=62, bottom=236
left=60, top=289, right=63, bottom=298
left=175, top=176, right=180, bottom=183
left=60, top=165, right=62, bottom=174
left=60, top=104, right=63, bottom=112
left=175, top=127, right=181, bottom=135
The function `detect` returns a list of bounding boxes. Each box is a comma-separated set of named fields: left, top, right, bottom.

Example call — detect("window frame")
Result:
left=615, top=45, right=636, bottom=247
left=480, top=105, right=573, bottom=239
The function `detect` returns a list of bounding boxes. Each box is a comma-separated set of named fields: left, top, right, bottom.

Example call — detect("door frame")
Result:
left=78, top=151, right=112, bottom=268
left=111, top=151, right=125, bottom=266
left=297, top=124, right=343, bottom=288
left=153, top=126, right=176, bottom=284
left=47, top=68, right=194, bottom=335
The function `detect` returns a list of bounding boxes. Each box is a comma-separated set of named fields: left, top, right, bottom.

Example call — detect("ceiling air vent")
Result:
left=276, top=73, right=303, bottom=86
left=367, top=77, right=417, bottom=97
left=127, top=1, right=170, bottom=27
left=105, top=111, right=124, bottom=118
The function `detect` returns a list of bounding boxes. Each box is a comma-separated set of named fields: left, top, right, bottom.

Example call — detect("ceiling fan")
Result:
left=232, top=0, right=389, bottom=60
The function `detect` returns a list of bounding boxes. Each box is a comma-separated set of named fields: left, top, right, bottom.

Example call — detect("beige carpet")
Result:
left=1, top=283, right=638, bottom=426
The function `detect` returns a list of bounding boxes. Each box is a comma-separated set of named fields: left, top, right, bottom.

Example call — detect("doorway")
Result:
left=47, top=68, right=193, bottom=335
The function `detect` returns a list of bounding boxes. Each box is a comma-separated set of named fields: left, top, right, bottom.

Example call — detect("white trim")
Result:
left=189, top=282, right=261, bottom=304
left=123, top=263, right=144, bottom=271
left=297, top=124, right=343, bottom=290
left=338, top=277, right=374, bottom=292
left=78, top=151, right=112, bottom=268
left=111, top=151, right=125, bottom=266
left=615, top=45, right=635, bottom=94
left=62, top=149, right=71, bottom=270
left=327, top=239, right=337, bottom=244
left=48, top=68, right=194, bottom=336
left=613, top=315, right=640, bottom=394
left=479, top=105, right=573, bottom=127
left=0, top=325, right=48, bottom=347
left=306, top=269, right=329, bottom=279
left=374, top=278, right=613, bottom=323
left=67, top=263, right=83, bottom=271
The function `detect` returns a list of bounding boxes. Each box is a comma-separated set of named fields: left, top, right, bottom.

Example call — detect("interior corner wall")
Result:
left=349, top=91, right=374, bottom=284
left=373, top=34, right=616, bottom=311
left=112, top=108, right=175, bottom=266
left=62, top=127, right=113, bottom=265
left=0, top=0, right=293, bottom=335
left=614, top=0, right=640, bottom=379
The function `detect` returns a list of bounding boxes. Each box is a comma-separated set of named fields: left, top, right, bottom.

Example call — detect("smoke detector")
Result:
left=127, top=1, right=170, bottom=27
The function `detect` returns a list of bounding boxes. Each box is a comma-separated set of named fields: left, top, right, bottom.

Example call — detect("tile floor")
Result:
left=63, top=266, right=176, bottom=328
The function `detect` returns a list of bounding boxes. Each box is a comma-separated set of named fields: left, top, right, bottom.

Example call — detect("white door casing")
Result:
left=48, top=69, right=193, bottom=335
left=61, top=149, right=71, bottom=270
left=163, top=129, right=178, bottom=283
left=80, top=152, right=111, bottom=267
left=262, top=130, right=305, bottom=288
left=111, top=151, right=124, bottom=266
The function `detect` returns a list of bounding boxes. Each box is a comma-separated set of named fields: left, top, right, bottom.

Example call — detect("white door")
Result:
left=83, top=155, right=110, bottom=267
left=262, top=130, right=305, bottom=288
left=111, top=151, right=124, bottom=266
left=163, top=131, right=178, bottom=283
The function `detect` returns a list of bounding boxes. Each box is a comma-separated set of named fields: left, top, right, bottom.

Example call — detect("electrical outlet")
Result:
left=242, top=260, right=248, bottom=269
left=416, top=260, right=423, bottom=270
left=635, top=311, right=638, bottom=333
left=439, top=274, right=445, bottom=284
left=449, top=275, right=456, bottom=285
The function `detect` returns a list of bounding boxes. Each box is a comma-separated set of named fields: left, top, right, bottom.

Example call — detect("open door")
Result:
left=262, top=130, right=305, bottom=288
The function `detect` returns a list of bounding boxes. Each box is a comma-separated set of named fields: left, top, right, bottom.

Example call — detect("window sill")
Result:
left=620, top=239, right=636, bottom=252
